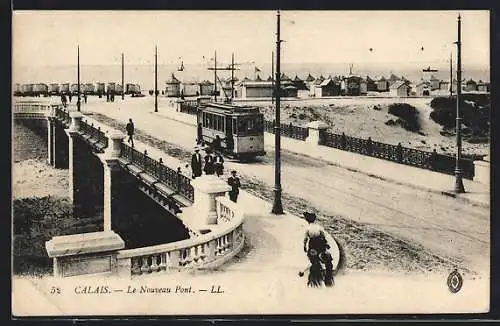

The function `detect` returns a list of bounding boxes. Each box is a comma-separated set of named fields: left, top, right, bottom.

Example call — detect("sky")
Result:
left=12, top=10, right=489, bottom=69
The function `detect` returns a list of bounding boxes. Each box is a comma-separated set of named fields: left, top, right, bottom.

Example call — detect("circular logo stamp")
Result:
left=447, top=269, right=463, bottom=293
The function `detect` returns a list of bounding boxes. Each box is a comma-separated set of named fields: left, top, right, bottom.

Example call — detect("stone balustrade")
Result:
left=116, top=198, right=245, bottom=278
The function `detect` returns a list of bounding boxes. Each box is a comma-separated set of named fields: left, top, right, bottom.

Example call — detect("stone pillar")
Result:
left=474, top=155, right=490, bottom=185
left=99, top=132, right=126, bottom=232
left=190, top=175, right=231, bottom=225
left=306, top=120, right=329, bottom=146
left=65, top=112, right=83, bottom=206
left=175, top=99, right=184, bottom=112
left=45, top=231, right=125, bottom=278
left=46, top=116, right=55, bottom=166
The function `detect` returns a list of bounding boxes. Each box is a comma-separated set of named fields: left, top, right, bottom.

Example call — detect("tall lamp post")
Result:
left=121, top=52, right=125, bottom=100
left=272, top=10, right=284, bottom=215
left=454, top=14, right=465, bottom=193
left=77, top=45, right=81, bottom=111
left=154, top=45, right=158, bottom=112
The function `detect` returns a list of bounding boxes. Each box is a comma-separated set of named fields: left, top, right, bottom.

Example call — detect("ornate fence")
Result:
left=263, top=120, right=309, bottom=140
left=320, top=131, right=475, bottom=179
left=120, top=143, right=194, bottom=202
left=79, top=119, right=109, bottom=151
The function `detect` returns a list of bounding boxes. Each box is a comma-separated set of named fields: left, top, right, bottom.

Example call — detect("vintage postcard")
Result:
left=11, top=10, right=490, bottom=316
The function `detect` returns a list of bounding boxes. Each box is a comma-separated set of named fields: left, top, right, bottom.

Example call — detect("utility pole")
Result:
left=231, top=53, right=235, bottom=101
left=77, top=45, right=81, bottom=111
left=154, top=45, right=158, bottom=112
left=454, top=14, right=465, bottom=193
left=271, top=51, right=274, bottom=105
left=214, top=51, right=217, bottom=102
left=121, top=52, right=125, bottom=100
left=272, top=10, right=284, bottom=215
left=449, top=52, right=453, bottom=97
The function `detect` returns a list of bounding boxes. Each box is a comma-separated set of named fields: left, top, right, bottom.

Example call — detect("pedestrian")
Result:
left=84, top=93, right=87, bottom=104
left=226, top=133, right=234, bottom=154
left=212, top=135, right=222, bottom=153
left=203, top=149, right=215, bottom=175
left=126, top=118, right=135, bottom=148
left=227, top=170, right=240, bottom=203
left=68, top=93, right=72, bottom=103
left=191, top=146, right=203, bottom=179
left=106, top=91, right=110, bottom=102
left=214, top=151, right=224, bottom=177
left=303, top=212, right=334, bottom=287
left=197, top=123, right=203, bottom=144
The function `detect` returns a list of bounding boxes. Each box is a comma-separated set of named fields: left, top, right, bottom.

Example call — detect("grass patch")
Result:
left=387, top=103, right=421, bottom=132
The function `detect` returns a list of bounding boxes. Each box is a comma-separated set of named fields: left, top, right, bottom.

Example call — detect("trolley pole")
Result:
left=214, top=50, right=217, bottom=102
left=154, top=45, right=158, bottom=112
left=231, top=53, right=235, bottom=101
left=454, top=14, right=465, bottom=193
left=121, top=52, right=125, bottom=100
left=272, top=10, right=284, bottom=215
left=77, top=45, right=81, bottom=111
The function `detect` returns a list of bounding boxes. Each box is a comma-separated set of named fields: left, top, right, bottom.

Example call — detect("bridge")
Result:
left=12, top=99, right=490, bottom=314
left=13, top=101, right=341, bottom=279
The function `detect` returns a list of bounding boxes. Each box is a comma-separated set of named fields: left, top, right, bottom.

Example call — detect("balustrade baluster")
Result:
left=140, top=256, right=151, bottom=274
left=150, top=254, right=160, bottom=272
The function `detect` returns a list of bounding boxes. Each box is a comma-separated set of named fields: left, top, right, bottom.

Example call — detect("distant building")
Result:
left=465, top=79, right=478, bottom=92
left=439, top=80, right=450, bottom=92
left=359, top=78, right=368, bottom=95
left=292, top=75, right=307, bottom=90
left=309, top=75, right=325, bottom=96
left=236, top=81, right=273, bottom=98
left=365, top=76, right=377, bottom=92
left=388, top=73, right=401, bottom=86
left=181, top=81, right=198, bottom=97
left=376, top=76, right=389, bottom=92
left=429, top=75, right=440, bottom=91
left=236, top=80, right=297, bottom=99
left=477, top=80, right=490, bottom=92
left=305, top=73, right=315, bottom=90
left=198, top=80, right=214, bottom=96
left=166, top=74, right=181, bottom=97
left=389, top=80, right=410, bottom=97
left=313, top=78, right=341, bottom=97
left=415, top=81, right=431, bottom=96
left=344, top=75, right=362, bottom=96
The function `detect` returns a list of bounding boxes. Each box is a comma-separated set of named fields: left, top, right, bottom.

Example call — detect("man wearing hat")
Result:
left=227, top=170, right=241, bottom=203
left=191, top=146, right=203, bottom=179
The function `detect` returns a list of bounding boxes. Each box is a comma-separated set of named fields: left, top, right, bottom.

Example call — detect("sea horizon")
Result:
left=13, top=62, right=490, bottom=91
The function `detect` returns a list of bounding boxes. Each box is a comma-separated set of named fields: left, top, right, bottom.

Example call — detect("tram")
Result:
left=197, top=102, right=265, bottom=160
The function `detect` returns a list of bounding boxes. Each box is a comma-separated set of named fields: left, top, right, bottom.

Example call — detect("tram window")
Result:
left=247, top=119, right=254, bottom=130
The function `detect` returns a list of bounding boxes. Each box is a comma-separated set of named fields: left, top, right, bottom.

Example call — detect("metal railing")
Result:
left=263, top=120, right=309, bottom=140
left=54, top=106, right=71, bottom=126
left=179, top=100, right=198, bottom=115
left=80, top=119, right=109, bottom=150
left=321, top=131, right=475, bottom=179
left=120, top=143, right=194, bottom=202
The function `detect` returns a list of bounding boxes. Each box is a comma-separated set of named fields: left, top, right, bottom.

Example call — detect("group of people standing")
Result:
left=60, top=93, right=87, bottom=107
left=190, top=145, right=240, bottom=203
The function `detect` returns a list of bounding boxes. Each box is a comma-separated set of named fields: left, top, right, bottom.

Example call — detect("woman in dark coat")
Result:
left=303, top=212, right=334, bottom=287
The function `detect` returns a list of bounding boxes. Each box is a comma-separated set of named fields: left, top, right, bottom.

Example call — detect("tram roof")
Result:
left=200, top=102, right=261, bottom=115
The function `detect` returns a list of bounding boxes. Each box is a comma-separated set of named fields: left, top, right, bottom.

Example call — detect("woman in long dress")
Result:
left=303, top=212, right=334, bottom=287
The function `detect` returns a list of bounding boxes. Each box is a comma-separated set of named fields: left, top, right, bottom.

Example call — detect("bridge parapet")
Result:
left=115, top=196, right=245, bottom=278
